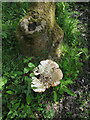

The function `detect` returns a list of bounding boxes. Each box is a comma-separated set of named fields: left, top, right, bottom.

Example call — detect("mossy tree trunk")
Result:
left=16, top=2, right=64, bottom=59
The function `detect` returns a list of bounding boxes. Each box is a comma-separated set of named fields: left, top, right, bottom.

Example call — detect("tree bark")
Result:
left=16, top=2, right=64, bottom=59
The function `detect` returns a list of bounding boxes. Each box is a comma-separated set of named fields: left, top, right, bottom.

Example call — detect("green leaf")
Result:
left=39, top=104, right=42, bottom=107
left=32, top=87, right=37, bottom=89
left=1, top=77, right=7, bottom=87
left=76, top=52, right=83, bottom=56
left=30, top=73, right=35, bottom=77
left=59, top=87, right=64, bottom=95
left=64, top=79, right=74, bottom=86
left=11, top=75, right=16, bottom=79
left=14, top=102, right=20, bottom=110
left=8, top=110, right=13, bottom=115
left=53, top=91, right=57, bottom=103
left=28, top=57, right=34, bottom=61
left=25, top=76, right=31, bottom=83
left=24, top=67, right=29, bottom=74
left=50, top=108, right=54, bottom=117
left=26, top=95, right=32, bottom=105
left=17, top=71, right=23, bottom=75
left=24, top=57, right=34, bottom=63
left=2, top=24, right=8, bottom=30
left=2, top=31, right=7, bottom=38
left=24, top=58, right=29, bottom=63
left=10, top=100, right=17, bottom=104
left=28, top=62, right=35, bottom=70
left=26, top=105, right=32, bottom=113
left=22, top=8, right=26, bottom=14
left=63, top=86, right=76, bottom=96
left=6, top=91, right=14, bottom=94
left=36, top=107, right=43, bottom=111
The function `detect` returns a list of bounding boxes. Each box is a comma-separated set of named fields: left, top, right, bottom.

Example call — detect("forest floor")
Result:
left=2, top=2, right=89, bottom=120
left=45, top=3, right=89, bottom=119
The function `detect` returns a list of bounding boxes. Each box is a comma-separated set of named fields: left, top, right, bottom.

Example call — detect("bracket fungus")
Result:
left=31, top=60, right=63, bottom=92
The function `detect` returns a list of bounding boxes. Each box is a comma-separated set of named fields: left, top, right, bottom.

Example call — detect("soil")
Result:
left=46, top=2, right=90, bottom=119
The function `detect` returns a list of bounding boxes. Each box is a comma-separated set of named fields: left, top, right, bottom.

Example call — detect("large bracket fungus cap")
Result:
left=31, top=60, right=63, bottom=92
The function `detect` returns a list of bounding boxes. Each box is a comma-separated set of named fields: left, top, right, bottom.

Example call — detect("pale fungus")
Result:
left=31, top=60, right=63, bottom=92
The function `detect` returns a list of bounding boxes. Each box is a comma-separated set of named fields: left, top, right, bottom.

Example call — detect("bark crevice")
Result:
left=16, top=2, right=64, bottom=59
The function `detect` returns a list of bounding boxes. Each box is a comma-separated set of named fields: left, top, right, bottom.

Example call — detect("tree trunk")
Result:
left=16, top=2, right=64, bottom=59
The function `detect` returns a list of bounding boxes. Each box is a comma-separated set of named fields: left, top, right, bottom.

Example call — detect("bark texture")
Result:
left=16, top=2, right=64, bottom=59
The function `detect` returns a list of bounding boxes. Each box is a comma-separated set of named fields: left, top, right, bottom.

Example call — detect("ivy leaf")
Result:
left=53, top=91, right=57, bottom=103
left=63, top=86, right=76, bottom=96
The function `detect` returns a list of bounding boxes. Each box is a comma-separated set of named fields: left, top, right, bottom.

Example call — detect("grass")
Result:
left=2, top=2, right=89, bottom=119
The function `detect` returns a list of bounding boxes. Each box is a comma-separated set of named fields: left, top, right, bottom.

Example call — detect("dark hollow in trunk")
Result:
left=16, top=2, right=64, bottom=59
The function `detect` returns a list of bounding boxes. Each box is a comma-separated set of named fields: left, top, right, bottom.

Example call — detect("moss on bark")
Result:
left=16, top=2, right=64, bottom=59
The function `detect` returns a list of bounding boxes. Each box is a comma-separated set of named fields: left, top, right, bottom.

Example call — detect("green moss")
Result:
left=16, top=2, right=64, bottom=58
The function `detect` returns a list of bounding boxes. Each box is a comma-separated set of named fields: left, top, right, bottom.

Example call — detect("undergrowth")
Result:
left=1, top=2, right=89, bottom=119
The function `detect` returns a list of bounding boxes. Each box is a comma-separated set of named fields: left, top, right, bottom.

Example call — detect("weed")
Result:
left=2, top=2, right=89, bottom=119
